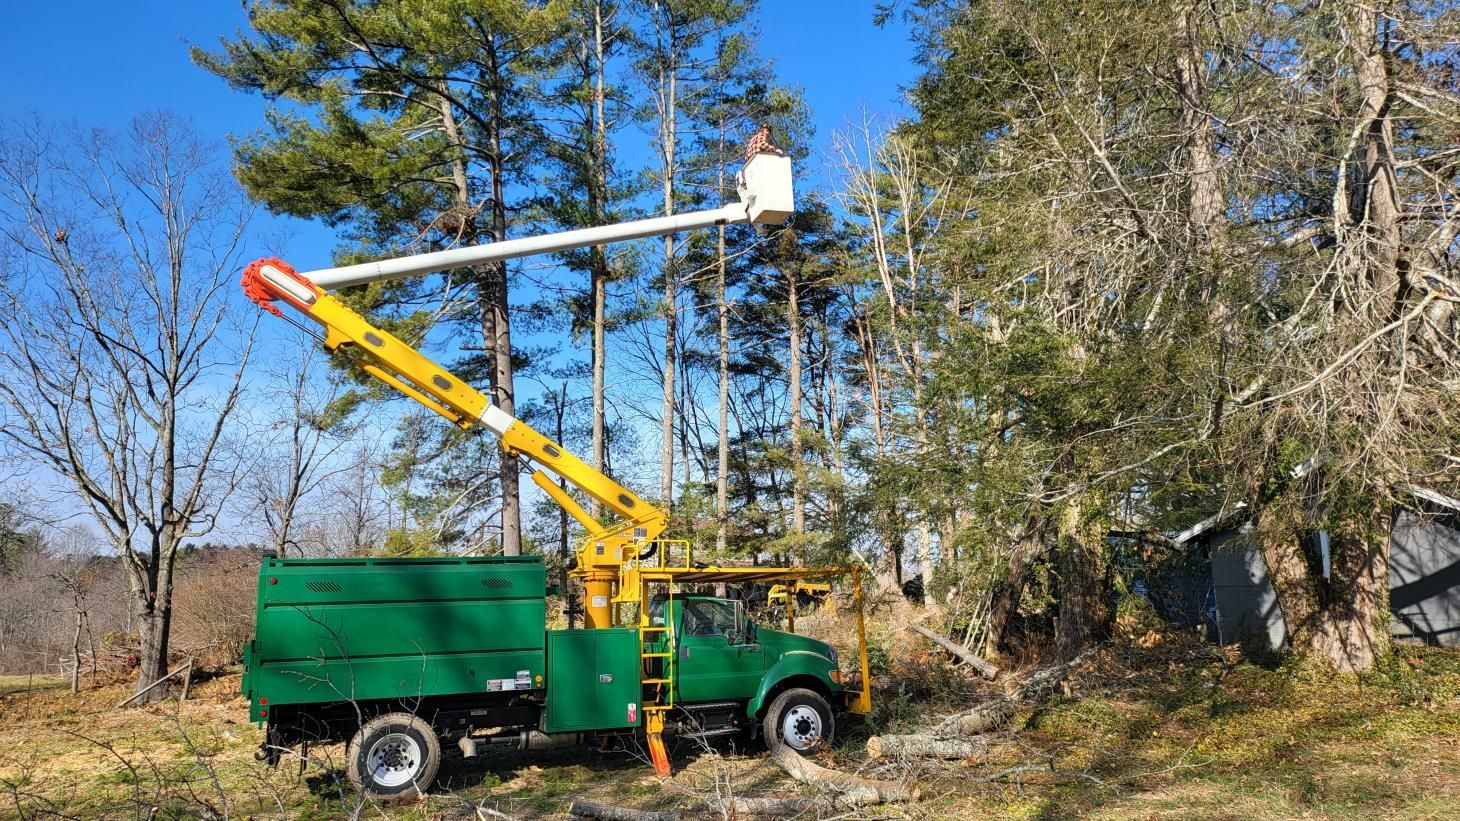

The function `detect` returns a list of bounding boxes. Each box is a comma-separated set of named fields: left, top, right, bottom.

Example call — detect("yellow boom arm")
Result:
left=240, top=147, right=795, bottom=629
left=241, top=258, right=664, bottom=627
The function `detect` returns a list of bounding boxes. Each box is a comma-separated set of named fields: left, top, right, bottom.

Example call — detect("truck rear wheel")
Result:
left=762, top=688, right=834, bottom=753
left=347, top=712, right=441, bottom=802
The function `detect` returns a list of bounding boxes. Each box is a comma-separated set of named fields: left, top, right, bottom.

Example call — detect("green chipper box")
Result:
left=243, top=555, right=549, bottom=711
left=243, top=554, right=848, bottom=801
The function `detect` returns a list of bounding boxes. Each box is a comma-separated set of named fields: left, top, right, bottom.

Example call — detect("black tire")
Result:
left=346, top=712, right=441, bottom=802
left=761, top=687, right=834, bottom=754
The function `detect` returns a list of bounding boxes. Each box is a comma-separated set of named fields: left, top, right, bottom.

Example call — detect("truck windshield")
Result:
left=682, top=598, right=738, bottom=637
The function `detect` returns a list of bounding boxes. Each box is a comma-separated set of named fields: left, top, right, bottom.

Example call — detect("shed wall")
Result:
left=1210, top=530, right=1286, bottom=651
left=1390, top=508, right=1460, bottom=647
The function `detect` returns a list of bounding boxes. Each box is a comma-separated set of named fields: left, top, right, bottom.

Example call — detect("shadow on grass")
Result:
left=426, top=734, right=768, bottom=813
left=1005, top=641, right=1460, bottom=820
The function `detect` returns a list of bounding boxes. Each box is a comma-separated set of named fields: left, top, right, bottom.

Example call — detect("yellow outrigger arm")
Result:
left=242, top=257, right=669, bottom=628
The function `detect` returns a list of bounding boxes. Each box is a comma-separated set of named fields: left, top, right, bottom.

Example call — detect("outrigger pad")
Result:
left=648, top=732, right=671, bottom=776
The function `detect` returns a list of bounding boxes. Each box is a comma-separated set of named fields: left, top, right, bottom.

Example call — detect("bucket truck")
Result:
left=237, top=142, right=872, bottom=799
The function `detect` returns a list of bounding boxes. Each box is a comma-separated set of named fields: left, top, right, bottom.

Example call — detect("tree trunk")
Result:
left=866, top=734, right=989, bottom=761
left=769, top=740, right=916, bottom=803
left=788, top=266, right=805, bottom=546
left=657, top=67, right=678, bottom=509
left=1342, top=2, right=1404, bottom=314
left=589, top=0, right=611, bottom=521
left=70, top=610, right=82, bottom=695
left=716, top=223, right=730, bottom=554
left=553, top=384, right=571, bottom=589
left=481, top=40, right=520, bottom=555
left=917, top=520, right=934, bottom=605
left=1174, top=3, right=1227, bottom=257
left=134, top=599, right=173, bottom=702
left=1257, top=495, right=1391, bottom=672
left=1239, top=3, right=1396, bottom=677
left=1311, top=508, right=1390, bottom=672
left=591, top=262, right=607, bottom=496
left=568, top=800, right=680, bottom=821
left=907, top=623, right=998, bottom=678
left=932, top=697, right=1018, bottom=736
left=986, top=522, right=1046, bottom=656
left=1054, top=495, right=1108, bottom=659
left=885, top=508, right=903, bottom=586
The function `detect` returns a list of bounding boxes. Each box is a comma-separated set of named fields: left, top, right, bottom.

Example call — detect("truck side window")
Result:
left=683, top=599, right=736, bottom=637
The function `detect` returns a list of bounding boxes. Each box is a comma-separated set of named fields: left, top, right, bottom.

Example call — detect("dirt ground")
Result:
left=3, top=622, right=1460, bottom=819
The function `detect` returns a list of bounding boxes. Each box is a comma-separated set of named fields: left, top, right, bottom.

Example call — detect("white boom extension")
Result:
left=296, top=151, right=793, bottom=290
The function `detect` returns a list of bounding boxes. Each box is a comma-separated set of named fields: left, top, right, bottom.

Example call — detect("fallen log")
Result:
left=769, top=740, right=917, bottom=803
left=907, top=624, right=999, bottom=679
left=717, top=797, right=817, bottom=816
left=932, top=697, right=1017, bottom=737
left=116, top=659, right=194, bottom=709
left=866, top=734, right=990, bottom=761
left=1015, top=645, right=1100, bottom=702
left=567, top=800, right=680, bottom=821
left=865, top=645, right=1103, bottom=759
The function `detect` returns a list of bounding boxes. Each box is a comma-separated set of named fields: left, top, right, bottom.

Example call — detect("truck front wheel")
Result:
left=347, top=712, right=441, bottom=802
left=762, top=688, right=834, bottom=753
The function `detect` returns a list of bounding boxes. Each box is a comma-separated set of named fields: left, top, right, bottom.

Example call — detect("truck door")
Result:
left=674, top=598, right=765, bottom=703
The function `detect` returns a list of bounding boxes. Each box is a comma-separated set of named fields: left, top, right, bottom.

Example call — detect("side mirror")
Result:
left=730, top=604, right=753, bottom=642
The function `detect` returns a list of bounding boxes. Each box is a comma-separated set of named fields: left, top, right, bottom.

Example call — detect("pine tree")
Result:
left=196, top=0, right=569, bottom=554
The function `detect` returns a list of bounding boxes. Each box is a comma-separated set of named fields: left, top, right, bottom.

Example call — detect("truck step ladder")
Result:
left=638, top=578, right=675, bottom=775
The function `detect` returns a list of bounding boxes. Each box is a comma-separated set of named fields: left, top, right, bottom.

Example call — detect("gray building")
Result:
left=1390, top=487, right=1460, bottom=645
left=1169, top=487, right=1460, bottom=650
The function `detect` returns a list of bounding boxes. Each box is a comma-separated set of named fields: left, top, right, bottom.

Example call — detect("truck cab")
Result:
left=646, top=593, right=842, bottom=752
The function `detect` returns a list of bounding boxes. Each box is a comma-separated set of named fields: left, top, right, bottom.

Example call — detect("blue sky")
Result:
left=1, top=1, right=917, bottom=231
left=1, top=1, right=918, bottom=309
left=0, top=1, right=920, bottom=544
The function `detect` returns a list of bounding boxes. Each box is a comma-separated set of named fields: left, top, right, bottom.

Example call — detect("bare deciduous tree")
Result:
left=0, top=112, right=257, bottom=700
left=242, top=340, right=355, bottom=556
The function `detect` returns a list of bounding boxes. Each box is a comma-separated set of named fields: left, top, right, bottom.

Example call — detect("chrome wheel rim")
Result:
left=366, top=732, right=422, bottom=788
left=781, top=705, right=823, bottom=751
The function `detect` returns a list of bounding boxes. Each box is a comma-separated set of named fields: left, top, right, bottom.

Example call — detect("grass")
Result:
left=0, top=674, right=65, bottom=698
left=1, top=632, right=1459, bottom=818
left=906, top=638, right=1460, bottom=819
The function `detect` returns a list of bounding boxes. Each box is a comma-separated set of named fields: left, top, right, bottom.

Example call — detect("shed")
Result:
left=1389, top=486, right=1460, bottom=646
left=1164, top=487, right=1460, bottom=649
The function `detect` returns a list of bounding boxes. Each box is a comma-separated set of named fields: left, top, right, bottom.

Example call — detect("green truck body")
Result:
left=243, top=555, right=547, bottom=715
left=244, top=554, right=846, bottom=795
